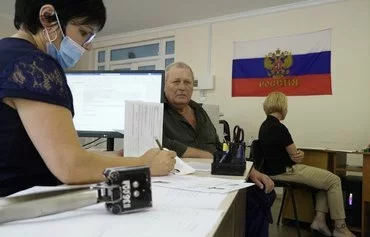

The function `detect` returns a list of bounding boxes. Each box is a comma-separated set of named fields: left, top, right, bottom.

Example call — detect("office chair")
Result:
left=250, top=139, right=320, bottom=237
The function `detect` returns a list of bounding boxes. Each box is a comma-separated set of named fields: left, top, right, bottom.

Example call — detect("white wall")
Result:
left=0, top=16, right=15, bottom=37
left=80, top=0, right=370, bottom=152
left=210, top=0, right=370, bottom=151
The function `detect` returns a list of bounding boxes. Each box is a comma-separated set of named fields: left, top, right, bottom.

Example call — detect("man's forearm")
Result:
left=182, top=147, right=213, bottom=159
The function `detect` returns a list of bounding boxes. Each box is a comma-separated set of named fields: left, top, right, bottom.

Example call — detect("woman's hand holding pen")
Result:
left=140, top=148, right=176, bottom=176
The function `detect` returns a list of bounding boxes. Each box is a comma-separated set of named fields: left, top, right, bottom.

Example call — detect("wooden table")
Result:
left=362, top=153, right=370, bottom=237
left=280, top=149, right=369, bottom=236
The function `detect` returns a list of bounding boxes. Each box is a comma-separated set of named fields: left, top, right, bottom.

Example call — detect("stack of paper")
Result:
left=152, top=175, right=254, bottom=193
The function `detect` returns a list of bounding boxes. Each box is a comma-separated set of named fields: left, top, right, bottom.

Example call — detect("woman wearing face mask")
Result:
left=0, top=0, right=176, bottom=197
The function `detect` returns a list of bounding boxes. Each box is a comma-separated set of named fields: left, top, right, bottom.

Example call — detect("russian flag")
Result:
left=232, top=29, right=332, bottom=96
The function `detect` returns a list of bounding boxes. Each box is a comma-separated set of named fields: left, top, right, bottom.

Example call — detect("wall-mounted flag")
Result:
left=232, top=29, right=332, bottom=96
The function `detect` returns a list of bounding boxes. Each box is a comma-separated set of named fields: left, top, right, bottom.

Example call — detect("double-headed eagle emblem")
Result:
left=264, top=49, right=293, bottom=78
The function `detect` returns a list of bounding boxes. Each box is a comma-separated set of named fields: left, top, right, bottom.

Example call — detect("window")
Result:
left=95, top=38, right=175, bottom=71
left=165, top=41, right=175, bottom=55
left=110, top=44, right=159, bottom=61
left=165, top=58, right=175, bottom=68
left=98, top=50, right=105, bottom=63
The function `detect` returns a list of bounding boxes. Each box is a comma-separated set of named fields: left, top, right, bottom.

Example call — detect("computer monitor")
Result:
left=65, top=70, right=164, bottom=149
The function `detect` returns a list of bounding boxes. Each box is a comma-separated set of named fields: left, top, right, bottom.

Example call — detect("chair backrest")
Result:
left=250, top=139, right=265, bottom=172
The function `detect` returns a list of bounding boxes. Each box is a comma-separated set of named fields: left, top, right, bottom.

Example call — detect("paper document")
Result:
left=124, top=101, right=164, bottom=156
left=152, top=175, right=254, bottom=193
left=174, top=157, right=196, bottom=175
left=152, top=186, right=227, bottom=209
left=0, top=202, right=223, bottom=237
left=187, top=162, right=212, bottom=172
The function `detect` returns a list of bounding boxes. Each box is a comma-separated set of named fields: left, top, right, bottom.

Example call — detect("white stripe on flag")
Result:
left=233, top=29, right=331, bottom=59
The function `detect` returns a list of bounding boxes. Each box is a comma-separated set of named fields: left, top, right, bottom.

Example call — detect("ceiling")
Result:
left=0, top=0, right=327, bottom=37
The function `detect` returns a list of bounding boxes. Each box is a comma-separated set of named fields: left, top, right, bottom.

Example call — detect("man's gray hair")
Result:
left=165, top=61, right=194, bottom=81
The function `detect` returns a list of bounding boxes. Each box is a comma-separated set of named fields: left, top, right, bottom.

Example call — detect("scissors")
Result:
left=232, top=125, right=245, bottom=143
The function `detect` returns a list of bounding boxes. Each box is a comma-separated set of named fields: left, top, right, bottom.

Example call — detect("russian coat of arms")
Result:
left=264, top=49, right=293, bottom=78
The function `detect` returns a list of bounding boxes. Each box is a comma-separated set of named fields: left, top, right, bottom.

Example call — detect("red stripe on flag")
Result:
left=232, top=74, right=332, bottom=97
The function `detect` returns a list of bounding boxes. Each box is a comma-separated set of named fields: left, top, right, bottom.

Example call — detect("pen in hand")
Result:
left=155, top=137, right=163, bottom=150
left=154, top=137, right=179, bottom=174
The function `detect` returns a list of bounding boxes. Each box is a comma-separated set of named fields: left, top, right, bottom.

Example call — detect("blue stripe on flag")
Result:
left=232, top=51, right=331, bottom=79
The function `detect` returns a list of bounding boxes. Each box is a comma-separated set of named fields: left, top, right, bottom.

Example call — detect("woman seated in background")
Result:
left=258, top=91, right=355, bottom=237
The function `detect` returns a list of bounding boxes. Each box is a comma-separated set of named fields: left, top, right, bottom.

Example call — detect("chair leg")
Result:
left=277, top=188, right=287, bottom=225
left=312, top=192, right=316, bottom=207
left=290, top=188, right=301, bottom=237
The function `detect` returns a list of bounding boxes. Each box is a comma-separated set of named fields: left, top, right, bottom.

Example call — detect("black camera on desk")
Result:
left=211, top=142, right=246, bottom=176
left=94, top=166, right=152, bottom=214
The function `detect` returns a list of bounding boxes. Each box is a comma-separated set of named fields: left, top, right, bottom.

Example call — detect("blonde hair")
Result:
left=165, top=61, right=194, bottom=81
left=263, top=91, right=288, bottom=115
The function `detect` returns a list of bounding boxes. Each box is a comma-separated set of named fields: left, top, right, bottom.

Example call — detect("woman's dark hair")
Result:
left=14, top=0, right=106, bottom=34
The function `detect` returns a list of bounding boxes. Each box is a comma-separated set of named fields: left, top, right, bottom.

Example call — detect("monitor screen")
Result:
left=65, top=70, right=164, bottom=138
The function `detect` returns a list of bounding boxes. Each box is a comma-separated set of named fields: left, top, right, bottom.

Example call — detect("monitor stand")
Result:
left=107, top=138, right=114, bottom=151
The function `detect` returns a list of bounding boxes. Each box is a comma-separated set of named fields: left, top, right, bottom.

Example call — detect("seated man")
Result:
left=163, top=62, right=275, bottom=236
left=162, top=62, right=220, bottom=159
left=162, top=61, right=273, bottom=191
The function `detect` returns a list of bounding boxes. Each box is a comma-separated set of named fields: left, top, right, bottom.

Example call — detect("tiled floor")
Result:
left=269, top=196, right=312, bottom=237
left=269, top=196, right=362, bottom=237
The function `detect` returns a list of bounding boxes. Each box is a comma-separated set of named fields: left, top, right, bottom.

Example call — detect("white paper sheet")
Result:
left=152, top=186, right=227, bottom=209
left=124, top=101, right=164, bottom=156
left=187, top=162, right=212, bottom=172
left=174, top=156, right=196, bottom=175
left=152, top=175, right=254, bottom=193
left=0, top=202, right=223, bottom=237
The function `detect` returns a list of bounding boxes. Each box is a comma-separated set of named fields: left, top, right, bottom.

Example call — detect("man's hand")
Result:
left=290, top=150, right=304, bottom=163
left=140, top=148, right=176, bottom=176
left=249, top=168, right=274, bottom=193
left=116, top=149, right=124, bottom=156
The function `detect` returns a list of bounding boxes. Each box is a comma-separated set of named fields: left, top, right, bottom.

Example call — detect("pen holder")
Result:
left=211, top=148, right=246, bottom=176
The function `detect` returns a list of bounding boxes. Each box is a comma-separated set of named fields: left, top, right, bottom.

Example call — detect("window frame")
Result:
left=94, top=37, right=175, bottom=71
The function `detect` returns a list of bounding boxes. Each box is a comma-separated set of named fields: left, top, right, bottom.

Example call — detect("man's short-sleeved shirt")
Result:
left=258, top=115, right=295, bottom=175
left=162, top=99, right=221, bottom=157
left=0, top=38, right=74, bottom=196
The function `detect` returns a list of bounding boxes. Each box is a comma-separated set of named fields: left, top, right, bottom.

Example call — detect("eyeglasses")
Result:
left=82, top=33, right=96, bottom=46
left=54, top=11, right=96, bottom=47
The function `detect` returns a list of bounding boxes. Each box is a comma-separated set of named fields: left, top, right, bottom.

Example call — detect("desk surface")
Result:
left=300, top=147, right=370, bottom=155
left=0, top=159, right=248, bottom=237
left=183, top=158, right=248, bottom=237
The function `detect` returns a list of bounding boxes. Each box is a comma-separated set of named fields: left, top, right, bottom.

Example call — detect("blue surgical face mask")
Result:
left=46, top=37, right=85, bottom=69
left=45, top=12, right=86, bottom=69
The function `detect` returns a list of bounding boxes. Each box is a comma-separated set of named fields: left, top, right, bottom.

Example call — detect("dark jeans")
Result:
left=245, top=185, right=276, bottom=237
